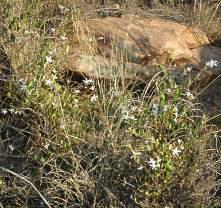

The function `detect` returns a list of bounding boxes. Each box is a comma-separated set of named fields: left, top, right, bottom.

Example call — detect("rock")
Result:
left=91, top=15, right=208, bottom=62
left=63, top=54, right=161, bottom=81
left=64, top=15, right=221, bottom=82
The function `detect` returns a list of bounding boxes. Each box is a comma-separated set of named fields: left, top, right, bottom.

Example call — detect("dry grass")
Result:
left=0, top=1, right=221, bottom=207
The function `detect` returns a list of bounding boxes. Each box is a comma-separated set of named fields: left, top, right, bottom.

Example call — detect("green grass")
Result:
left=0, top=1, right=221, bottom=207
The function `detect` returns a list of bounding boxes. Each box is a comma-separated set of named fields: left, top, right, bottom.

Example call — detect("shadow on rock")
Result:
left=197, top=41, right=221, bottom=126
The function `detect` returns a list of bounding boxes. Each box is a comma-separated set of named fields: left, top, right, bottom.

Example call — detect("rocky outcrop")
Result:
left=64, top=15, right=221, bottom=84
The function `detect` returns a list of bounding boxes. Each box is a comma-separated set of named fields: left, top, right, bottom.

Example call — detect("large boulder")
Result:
left=86, top=15, right=209, bottom=64
left=63, top=15, right=221, bottom=82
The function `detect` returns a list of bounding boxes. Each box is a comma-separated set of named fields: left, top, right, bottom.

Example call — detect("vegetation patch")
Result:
left=0, top=1, right=221, bottom=207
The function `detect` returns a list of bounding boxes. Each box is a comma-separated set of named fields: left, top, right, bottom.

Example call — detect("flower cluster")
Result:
left=82, top=78, right=98, bottom=102
left=121, top=105, right=137, bottom=121
left=1, top=108, right=22, bottom=115
left=185, top=91, right=194, bottom=100
left=151, top=103, right=169, bottom=116
left=58, top=5, right=70, bottom=14
left=183, top=66, right=192, bottom=75
left=83, top=78, right=94, bottom=86
left=18, top=79, right=27, bottom=91
left=206, top=59, right=219, bottom=68
left=45, top=48, right=57, bottom=64
left=151, top=103, right=160, bottom=116
left=148, top=157, right=161, bottom=170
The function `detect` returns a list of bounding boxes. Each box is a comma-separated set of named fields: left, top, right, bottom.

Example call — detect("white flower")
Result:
left=45, top=79, right=54, bottom=88
left=162, top=105, right=168, bottom=112
left=97, top=36, right=104, bottom=40
left=44, top=143, right=50, bottom=150
left=148, top=158, right=160, bottom=170
left=88, top=38, right=93, bottom=42
left=90, top=85, right=95, bottom=91
left=9, top=144, right=15, bottom=151
left=131, top=106, right=137, bottom=111
left=49, top=48, right=56, bottom=56
left=152, top=103, right=159, bottom=115
left=178, top=139, right=182, bottom=144
left=74, top=99, right=79, bottom=107
left=20, top=85, right=27, bottom=91
left=61, top=36, right=67, bottom=41
left=144, top=140, right=149, bottom=144
left=129, top=115, right=137, bottom=120
left=122, top=112, right=137, bottom=121
left=19, top=78, right=26, bottom=83
left=58, top=5, right=65, bottom=10
left=15, top=110, right=22, bottom=115
left=19, top=79, right=27, bottom=91
left=172, top=147, right=181, bottom=156
left=74, top=89, right=80, bottom=94
left=58, top=5, right=70, bottom=12
left=173, top=106, right=178, bottom=112
left=46, top=55, right=53, bottom=64
left=137, top=166, right=144, bottom=170
left=165, top=88, right=172, bottom=94
left=91, top=94, right=98, bottom=102
left=45, top=79, right=53, bottom=86
left=206, top=59, right=218, bottom=68
left=131, top=151, right=142, bottom=157
left=173, top=106, right=178, bottom=120
left=83, top=78, right=94, bottom=85
left=1, top=109, right=7, bottom=114
left=186, top=66, right=192, bottom=72
left=9, top=108, right=15, bottom=113
left=184, top=66, right=192, bottom=75
left=185, top=91, right=194, bottom=99
left=50, top=28, right=55, bottom=33
left=108, top=88, right=120, bottom=97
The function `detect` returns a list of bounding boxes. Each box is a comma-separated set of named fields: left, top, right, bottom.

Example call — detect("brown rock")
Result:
left=64, top=15, right=221, bottom=82
left=63, top=54, right=161, bottom=81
